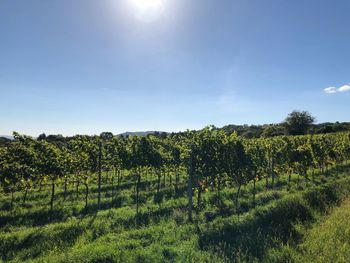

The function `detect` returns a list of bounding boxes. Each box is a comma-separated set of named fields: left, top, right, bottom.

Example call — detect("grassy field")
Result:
left=1, top=165, right=350, bottom=262
left=299, top=198, right=350, bottom=262
left=269, top=196, right=350, bottom=263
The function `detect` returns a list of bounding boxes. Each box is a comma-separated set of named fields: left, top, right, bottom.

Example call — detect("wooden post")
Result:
left=271, top=156, right=275, bottom=189
left=136, top=173, right=141, bottom=216
left=85, top=183, right=89, bottom=212
left=50, top=179, right=55, bottom=220
left=188, top=150, right=193, bottom=222
left=63, top=176, right=67, bottom=201
left=97, top=141, right=102, bottom=210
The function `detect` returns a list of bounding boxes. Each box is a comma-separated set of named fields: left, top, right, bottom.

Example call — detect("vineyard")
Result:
left=1, top=129, right=350, bottom=262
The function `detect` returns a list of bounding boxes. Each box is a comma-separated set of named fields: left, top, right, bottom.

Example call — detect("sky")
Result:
left=0, top=0, right=349, bottom=136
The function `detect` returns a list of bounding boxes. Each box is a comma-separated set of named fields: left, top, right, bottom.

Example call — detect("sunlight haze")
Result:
left=0, top=0, right=349, bottom=136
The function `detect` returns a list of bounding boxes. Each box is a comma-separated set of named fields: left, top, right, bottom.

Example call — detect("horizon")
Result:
left=1, top=118, right=349, bottom=137
left=1, top=0, right=350, bottom=136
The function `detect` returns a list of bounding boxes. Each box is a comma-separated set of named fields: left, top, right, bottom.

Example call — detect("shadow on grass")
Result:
left=198, top=177, right=350, bottom=261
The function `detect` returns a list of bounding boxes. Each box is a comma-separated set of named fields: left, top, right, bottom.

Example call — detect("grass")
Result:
left=267, top=197, right=350, bottom=263
left=301, top=198, right=350, bottom=262
left=1, top=164, right=350, bottom=262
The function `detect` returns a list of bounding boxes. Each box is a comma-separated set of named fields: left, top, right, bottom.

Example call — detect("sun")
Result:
left=130, top=0, right=163, bottom=9
left=128, top=0, right=165, bottom=22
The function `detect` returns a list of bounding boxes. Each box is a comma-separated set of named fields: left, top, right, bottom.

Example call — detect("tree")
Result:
left=283, top=110, right=315, bottom=135
left=37, top=133, right=47, bottom=141
left=100, top=132, right=114, bottom=141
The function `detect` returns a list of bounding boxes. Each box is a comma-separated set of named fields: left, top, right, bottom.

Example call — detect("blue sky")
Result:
left=0, top=0, right=349, bottom=136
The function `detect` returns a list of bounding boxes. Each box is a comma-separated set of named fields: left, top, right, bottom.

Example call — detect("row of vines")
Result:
left=0, top=129, right=349, bottom=220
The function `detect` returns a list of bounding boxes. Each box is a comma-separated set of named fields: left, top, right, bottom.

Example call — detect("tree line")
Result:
left=222, top=111, right=350, bottom=138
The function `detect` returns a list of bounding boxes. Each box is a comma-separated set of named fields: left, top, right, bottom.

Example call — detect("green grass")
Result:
left=267, top=197, right=350, bottom=263
left=301, top=198, right=350, bottom=262
left=1, top=165, right=350, bottom=262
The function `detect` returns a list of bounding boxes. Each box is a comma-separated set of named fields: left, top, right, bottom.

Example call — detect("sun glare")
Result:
left=130, top=0, right=163, bottom=9
left=128, top=0, right=165, bottom=22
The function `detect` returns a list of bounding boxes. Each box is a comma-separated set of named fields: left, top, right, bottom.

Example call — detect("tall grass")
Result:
left=0, top=165, right=350, bottom=262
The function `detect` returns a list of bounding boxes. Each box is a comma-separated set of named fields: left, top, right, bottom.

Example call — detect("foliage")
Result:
left=0, top=128, right=350, bottom=262
left=284, top=110, right=316, bottom=135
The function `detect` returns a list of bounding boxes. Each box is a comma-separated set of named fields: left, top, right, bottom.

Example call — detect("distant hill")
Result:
left=0, top=135, right=13, bottom=140
left=118, top=131, right=168, bottom=137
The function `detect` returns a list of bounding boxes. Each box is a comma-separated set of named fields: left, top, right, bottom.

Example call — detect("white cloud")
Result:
left=338, top=84, right=350, bottom=92
left=324, top=87, right=337, bottom=94
left=324, top=83, right=350, bottom=94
